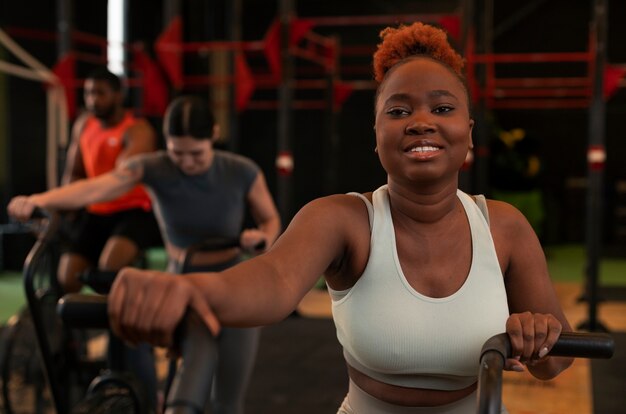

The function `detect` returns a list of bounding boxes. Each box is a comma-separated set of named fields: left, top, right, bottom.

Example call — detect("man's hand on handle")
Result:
left=7, top=195, right=42, bottom=222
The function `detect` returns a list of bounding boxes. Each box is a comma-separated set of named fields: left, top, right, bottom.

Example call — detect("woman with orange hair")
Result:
left=107, top=22, right=573, bottom=413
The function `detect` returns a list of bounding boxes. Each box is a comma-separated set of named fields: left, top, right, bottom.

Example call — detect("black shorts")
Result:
left=60, top=208, right=163, bottom=264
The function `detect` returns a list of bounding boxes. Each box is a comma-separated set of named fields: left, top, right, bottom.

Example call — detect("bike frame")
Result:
left=21, top=213, right=68, bottom=413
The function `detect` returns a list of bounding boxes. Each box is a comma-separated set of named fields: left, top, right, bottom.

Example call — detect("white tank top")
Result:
left=329, top=185, right=509, bottom=390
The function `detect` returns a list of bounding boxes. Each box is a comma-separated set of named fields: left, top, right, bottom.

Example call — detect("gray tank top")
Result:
left=139, top=150, right=259, bottom=248
left=329, top=185, right=509, bottom=390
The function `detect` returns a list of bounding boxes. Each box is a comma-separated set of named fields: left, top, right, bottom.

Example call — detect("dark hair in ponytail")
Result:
left=163, top=95, right=215, bottom=140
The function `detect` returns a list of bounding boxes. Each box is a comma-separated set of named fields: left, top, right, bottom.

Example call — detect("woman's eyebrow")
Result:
left=384, top=90, right=459, bottom=105
left=383, top=93, right=412, bottom=105
left=429, top=89, right=459, bottom=100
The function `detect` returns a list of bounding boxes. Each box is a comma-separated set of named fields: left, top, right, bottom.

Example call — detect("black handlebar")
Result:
left=480, top=331, right=614, bottom=361
left=79, top=270, right=118, bottom=294
left=6, top=206, right=53, bottom=237
left=57, top=294, right=110, bottom=329
left=30, top=206, right=50, bottom=219
left=179, top=237, right=266, bottom=273
left=477, top=331, right=614, bottom=414
left=550, top=331, right=614, bottom=358
left=57, top=294, right=216, bottom=414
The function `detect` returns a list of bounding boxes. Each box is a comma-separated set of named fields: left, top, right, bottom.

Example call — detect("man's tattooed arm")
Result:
left=113, top=157, right=144, bottom=183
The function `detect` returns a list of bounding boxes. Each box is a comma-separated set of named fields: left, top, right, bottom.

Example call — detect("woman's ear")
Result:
left=468, top=119, right=475, bottom=149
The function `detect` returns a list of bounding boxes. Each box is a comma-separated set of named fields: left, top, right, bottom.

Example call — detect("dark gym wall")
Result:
left=0, top=1, right=57, bottom=223
left=237, top=0, right=462, bottom=210
left=490, top=0, right=626, bottom=245
left=1, top=0, right=626, bottom=247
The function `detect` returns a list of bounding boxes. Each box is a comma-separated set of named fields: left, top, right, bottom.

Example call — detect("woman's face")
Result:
left=374, top=58, right=474, bottom=186
left=166, top=136, right=214, bottom=175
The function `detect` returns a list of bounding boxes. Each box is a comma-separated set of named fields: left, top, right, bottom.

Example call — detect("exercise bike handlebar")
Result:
left=477, top=331, right=614, bottom=414
left=56, top=294, right=110, bottom=329
left=179, top=237, right=266, bottom=272
left=57, top=293, right=217, bottom=414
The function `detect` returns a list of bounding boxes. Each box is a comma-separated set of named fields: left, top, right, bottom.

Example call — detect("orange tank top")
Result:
left=79, top=112, right=152, bottom=214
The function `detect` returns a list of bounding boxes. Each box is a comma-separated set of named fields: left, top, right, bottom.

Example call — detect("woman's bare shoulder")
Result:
left=303, top=192, right=373, bottom=213
left=482, top=197, right=541, bottom=259
left=484, top=198, right=529, bottom=229
left=289, top=193, right=373, bottom=242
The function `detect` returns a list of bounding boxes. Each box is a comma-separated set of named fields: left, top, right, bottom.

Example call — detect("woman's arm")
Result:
left=490, top=200, right=574, bottom=380
left=241, top=171, right=281, bottom=249
left=7, top=156, right=145, bottom=220
left=109, top=194, right=360, bottom=347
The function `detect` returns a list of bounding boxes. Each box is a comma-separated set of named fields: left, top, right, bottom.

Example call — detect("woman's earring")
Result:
left=374, top=147, right=378, bottom=153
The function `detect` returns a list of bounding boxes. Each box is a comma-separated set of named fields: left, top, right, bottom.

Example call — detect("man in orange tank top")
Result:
left=59, top=67, right=162, bottom=293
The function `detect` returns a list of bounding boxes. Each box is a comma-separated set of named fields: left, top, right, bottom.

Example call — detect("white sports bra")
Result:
left=329, top=185, right=509, bottom=390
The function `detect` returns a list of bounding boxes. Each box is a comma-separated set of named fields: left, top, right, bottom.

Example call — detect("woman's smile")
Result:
left=404, top=142, right=444, bottom=160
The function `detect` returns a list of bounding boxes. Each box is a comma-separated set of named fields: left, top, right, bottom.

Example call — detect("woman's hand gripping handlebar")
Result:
left=477, top=331, right=614, bottom=414
left=106, top=268, right=221, bottom=348
left=57, top=293, right=220, bottom=414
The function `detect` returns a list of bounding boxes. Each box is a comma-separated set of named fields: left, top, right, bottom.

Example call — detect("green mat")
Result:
left=0, top=271, right=24, bottom=324
left=0, top=247, right=168, bottom=325
left=545, top=244, right=626, bottom=285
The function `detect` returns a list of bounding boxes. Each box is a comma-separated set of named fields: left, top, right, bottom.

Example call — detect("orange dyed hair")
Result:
left=373, top=22, right=464, bottom=82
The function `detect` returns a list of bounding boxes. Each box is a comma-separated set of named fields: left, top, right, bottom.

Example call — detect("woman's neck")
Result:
left=386, top=179, right=460, bottom=225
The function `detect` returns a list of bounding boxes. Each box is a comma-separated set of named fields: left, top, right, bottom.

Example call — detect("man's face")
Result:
left=83, top=79, right=121, bottom=120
